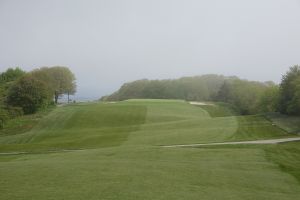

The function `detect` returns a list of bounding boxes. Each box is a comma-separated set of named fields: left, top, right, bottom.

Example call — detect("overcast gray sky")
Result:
left=1, top=0, right=300, bottom=99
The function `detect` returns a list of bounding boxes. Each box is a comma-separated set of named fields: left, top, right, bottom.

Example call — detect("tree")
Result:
left=278, top=65, right=300, bottom=115
left=258, top=84, right=279, bottom=113
left=48, top=66, right=76, bottom=103
left=103, top=75, right=227, bottom=101
left=31, top=66, right=76, bottom=103
left=0, top=109, right=9, bottom=129
left=0, top=67, right=26, bottom=124
left=0, top=67, right=25, bottom=83
left=216, top=78, right=273, bottom=114
left=7, top=75, right=52, bottom=114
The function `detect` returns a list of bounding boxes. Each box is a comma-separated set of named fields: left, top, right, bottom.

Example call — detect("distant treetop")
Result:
left=0, top=67, right=26, bottom=83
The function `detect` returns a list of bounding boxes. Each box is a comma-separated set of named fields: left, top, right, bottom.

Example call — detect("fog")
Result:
left=0, top=0, right=300, bottom=100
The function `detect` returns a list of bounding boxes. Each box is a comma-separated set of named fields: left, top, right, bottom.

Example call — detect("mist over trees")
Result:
left=102, top=74, right=276, bottom=115
left=103, top=75, right=231, bottom=101
left=102, top=65, right=300, bottom=116
left=1, top=64, right=299, bottom=130
left=215, top=79, right=278, bottom=115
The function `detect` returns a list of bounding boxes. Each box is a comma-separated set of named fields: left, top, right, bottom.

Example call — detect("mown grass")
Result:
left=193, top=103, right=288, bottom=141
left=194, top=102, right=239, bottom=117
left=265, top=142, right=300, bottom=183
left=0, top=99, right=300, bottom=200
left=0, top=103, right=147, bottom=152
left=230, top=115, right=289, bottom=141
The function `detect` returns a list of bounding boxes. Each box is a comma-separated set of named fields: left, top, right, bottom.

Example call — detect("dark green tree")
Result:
left=0, top=109, right=9, bottom=129
left=216, top=79, right=273, bottom=114
left=0, top=67, right=25, bottom=83
left=278, top=65, right=300, bottom=115
left=7, top=75, right=52, bottom=114
left=258, top=83, right=279, bottom=113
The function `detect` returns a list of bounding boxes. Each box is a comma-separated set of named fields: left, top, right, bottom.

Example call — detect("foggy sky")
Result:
left=1, top=0, right=300, bottom=100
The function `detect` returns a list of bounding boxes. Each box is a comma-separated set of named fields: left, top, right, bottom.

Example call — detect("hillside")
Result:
left=102, top=74, right=230, bottom=101
left=1, top=100, right=300, bottom=200
left=101, top=74, right=280, bottom=115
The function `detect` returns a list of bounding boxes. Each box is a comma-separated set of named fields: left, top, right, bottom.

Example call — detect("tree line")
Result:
left=102, top=74, right=231, bottom=101
left=102, top=65, right=300, bottom=116
left=0, top=66, right=76, bottom=128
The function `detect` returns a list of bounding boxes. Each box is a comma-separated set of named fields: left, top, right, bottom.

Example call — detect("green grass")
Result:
left=0, top=103, right=147, bottom=152
left=194, top=102, right=239, bottom=117
left=0, top=107, right=54, bottom=137
left=265, top=142, right=300, bottom=183
left=266, top=113, right=300, bottom=134
left=229, top=115, right=289, bottom=141
left=0, top=99, right=300, bottom=200
left=190, top=103, right=288, bottom=142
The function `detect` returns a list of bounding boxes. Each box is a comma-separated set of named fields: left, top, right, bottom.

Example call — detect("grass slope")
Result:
left=265, top=142, right=300, bottom=183
left=191, top=103, right=288, bottom=142
left=231, top=115, right=289, bottom=141
left=194, top=102, right=239, bottom=117
left=0, top=103, right=146, bottom=152
left=0, top=107, right=54, bottom=137
left=266, top=113, right=300, bottom=134
left=0, top=99, right=300, bottom=200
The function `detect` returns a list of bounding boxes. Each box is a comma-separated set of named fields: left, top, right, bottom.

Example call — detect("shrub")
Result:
left=7, top=75, right=52, bottom=114
left=0, top=109, right=9, bottom=129
left=7, top=106, right=24, bottom=118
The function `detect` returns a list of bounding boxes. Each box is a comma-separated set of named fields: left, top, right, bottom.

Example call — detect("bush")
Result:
left=0, top=109, right=9, bottom=129
left=7, top=106, right=24, bottom=118
left=278, top=65, right=300, bottom=115
left=0, top=67, right=25, bottom=84
left=7, top=75, right=52, bottom=114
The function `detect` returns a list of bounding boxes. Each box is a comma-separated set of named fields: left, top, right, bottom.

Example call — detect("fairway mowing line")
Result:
left=161, top=137, right=300, bottom=148
left=0, top=149, right=88, bottom=156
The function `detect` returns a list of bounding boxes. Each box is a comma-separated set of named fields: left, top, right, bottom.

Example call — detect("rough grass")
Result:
left=0, top=99, right=300, bottom=200
left=230, top=115, right=289, bottom=141
left=0, top=107, right=54, bottom=136
left=266, top=113, right=300, bottom=134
